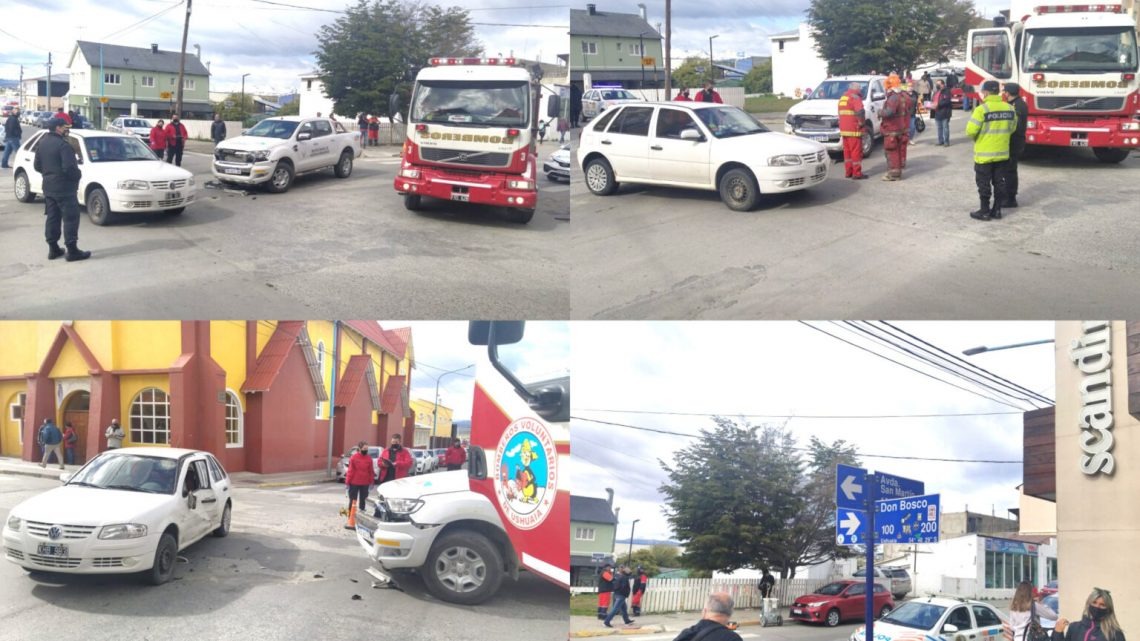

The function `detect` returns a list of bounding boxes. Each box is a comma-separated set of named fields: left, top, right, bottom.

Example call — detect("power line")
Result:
left=102, top=1, right=184, bottom=41
left=573, top=416, right=1023, bottom=464
left=574, top=408, right=1024, bottom=419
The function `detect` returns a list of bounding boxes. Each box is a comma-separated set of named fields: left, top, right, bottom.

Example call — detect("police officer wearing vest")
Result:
left=1001, top=82, right=1029, bottom=209
left=838, top=82, right=868, bottom=180
left=965, top=80, right=1017, bottom=221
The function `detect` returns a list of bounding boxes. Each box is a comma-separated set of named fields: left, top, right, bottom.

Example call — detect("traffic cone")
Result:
left=344, top=504, right=357, bottom=530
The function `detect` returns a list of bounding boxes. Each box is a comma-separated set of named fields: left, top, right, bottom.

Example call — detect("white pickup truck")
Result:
left=212, top=116, right=361, bottom=193
left=784, top=75, right=889, bottom=157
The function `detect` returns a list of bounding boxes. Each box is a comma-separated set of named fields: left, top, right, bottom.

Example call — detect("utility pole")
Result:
left=174, top=0, right=192, bottom=117
left=326, top=321, right=340, bottom=477
left=18, top=65, right=23, bottom=111
left=45, top=53, right=52, bottom=113
left=664, top=0, right=671, bottom=98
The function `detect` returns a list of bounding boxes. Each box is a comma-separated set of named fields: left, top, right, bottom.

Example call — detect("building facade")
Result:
left=570, top=489, right=618, bottom=586
left=67, top=41, right=213, bottom=126
left=19, top=75, right=69, bottom=112
left=0, top=321, right=413, bottom=474
left=769, top=23, right=830, bottom=98
left=570, top=4, right=664, bottom=90
left=409, top=397, right=454, bottom=447
left=299, top=73, right=336, bottom=118
left=883, top=533, right=1056, bottom=599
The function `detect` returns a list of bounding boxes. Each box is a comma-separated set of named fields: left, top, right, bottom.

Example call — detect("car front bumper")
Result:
left=543, top=161, right=570, bottom=180
left=354, top=511, right=441, bottom=571
left=784, top=125, right=844, bottom=151
left=756, top=161, right=830, bottom=193
left=109, top=186, right=196, bottom=213
left=394, top=167, right=537, bottom=210
left=789, top=605, right=828, bottom=623
left=3, top=526, right=159, bottom=574
left=213, top=160, right=276, bottom=185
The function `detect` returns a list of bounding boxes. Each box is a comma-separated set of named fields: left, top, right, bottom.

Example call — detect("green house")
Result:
left=67, top=41, right=212, bottom=127
left=571, top=490, right=618, bottom=587
left=570, top=4, right=664, bottom=90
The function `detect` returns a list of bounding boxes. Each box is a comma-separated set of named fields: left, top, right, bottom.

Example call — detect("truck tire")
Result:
left=404, top=194, right=422, bottom=211
left=421, top=530, right=504, bottom=605
left=862, top=123, right=875, bottom=156
left=718, top=167, right=760, bottom=212
left=583, top=157, right=618, bottom=196
left=14, top=170, right=36, bottom=203
left=266, top=160, right=294, bottom=193
left=1092, top=147, right=1130, bottom=164
left=334, top=149, right=354, bottom=178
left=86, top=187, right=115, bottom=226
left=505, top=208, right=534, bottom=224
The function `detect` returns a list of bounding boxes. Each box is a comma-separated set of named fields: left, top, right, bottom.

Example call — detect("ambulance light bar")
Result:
left=429, top=57, right=518, bottom=66
left=1034, top=4, right=1123, bottom=13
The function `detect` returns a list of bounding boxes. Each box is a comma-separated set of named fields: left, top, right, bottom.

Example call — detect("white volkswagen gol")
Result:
left=12, top=128, right=196, bottom=225
left=3, top=448, right=232, bottom=585
left=578, top=102, right=829, bottom=211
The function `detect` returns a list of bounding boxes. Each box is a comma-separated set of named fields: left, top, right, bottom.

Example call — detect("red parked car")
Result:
left=1040, top=580, right=1058, bottom=597
left=791, top=580, right=895, bottom=627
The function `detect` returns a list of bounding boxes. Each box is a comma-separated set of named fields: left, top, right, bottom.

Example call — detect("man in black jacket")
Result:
left=2, top=107, right=21, bottom=168
left=603, top=565, right=635, bottom=628
left=672, top=593, right=743, bottom=641
left=932, top=80, right=954, bottom=146
left=33, top=118, right=89, bottom=261
left=1001, top=82, right=1029, bottom=208
left=211, top=113, right=227, bottom=146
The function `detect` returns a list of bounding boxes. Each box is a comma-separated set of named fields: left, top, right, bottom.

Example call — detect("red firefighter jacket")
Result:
left=838, top=89, right=865, bottom=137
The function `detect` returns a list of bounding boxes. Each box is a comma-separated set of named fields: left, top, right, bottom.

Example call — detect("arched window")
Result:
left=224, top=390, right=243, bottom=447
left=130, top=388, right=170, bottom=445
left=315, top=340, right=325, bottom=418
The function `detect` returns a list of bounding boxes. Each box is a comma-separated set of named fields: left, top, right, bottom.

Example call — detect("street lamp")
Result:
left=962, top=339, right=1053, bottom=356
left=240, top=73, right=250, bottom=122
left=627, top=518, right=640, bottom=565
left=708, top=35, right=719, bottom=84
left=431, top=364, right=474, bottom=444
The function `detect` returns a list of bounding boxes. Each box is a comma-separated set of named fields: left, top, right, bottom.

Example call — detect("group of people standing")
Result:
left=673, top=82, right=724, bottom=104
left=596, top=563, right=649, bottom=627
left=356, top=113, right=382, bottom=147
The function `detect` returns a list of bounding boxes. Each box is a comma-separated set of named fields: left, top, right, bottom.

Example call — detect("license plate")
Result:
left=815, top=164, right=827, bottom=176
left=792, top=609, right=803, bottom=616
left=223, top=167, right=241, bottom=175
left=808, top=134, right=830, bottom=142
left=37, top=543, right=68, bottom=557
left=451, top=192, right=470, bottom=202
left=355, top=525, right=373, bottom=541
left=166, top=191, right=181, bottom=200
left=1070, top=139, right=1089, bottom=147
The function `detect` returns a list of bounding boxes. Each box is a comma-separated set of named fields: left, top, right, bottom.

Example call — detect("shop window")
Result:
left=985, top=550, right=995, bottom=589
left=1047, top=558, right=1058, bottom=582
left=130, top=387, right=170, bottom=445
left=224, top=390, right=243, bottom=447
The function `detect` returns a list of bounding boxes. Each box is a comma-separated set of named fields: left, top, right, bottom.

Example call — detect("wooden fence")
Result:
left=640, top=577, right=832, bottom=614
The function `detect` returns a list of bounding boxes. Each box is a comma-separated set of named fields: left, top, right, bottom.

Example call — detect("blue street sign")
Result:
left=875, top=493, right=940, bottom=544
left=835, top=508, right=868, bottom=545
left=876, top=472, right=925, bottom=500
left=836, top=463, right=867, bottom=510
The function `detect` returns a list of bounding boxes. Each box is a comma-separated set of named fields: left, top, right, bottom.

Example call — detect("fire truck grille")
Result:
left=1036, top=96, right=1125, bottom=111
left=793, top=115, right=839, bottom=130
left=420, top=148, right=511, bottom=167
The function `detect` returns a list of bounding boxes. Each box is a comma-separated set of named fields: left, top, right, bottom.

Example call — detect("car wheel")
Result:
left=147, top=532, right=177, bottom=585
left=862, top=124, right=874, bottom=156
left=826, top=609, right=841, bottom=627
left=505, top=208, right=534, bottom=224
left=265, top=160, right=294, bottom=193
left=718, top=168, right=760, bottom=212
left=86, top=187, right=114, bottom=226
left=334, top=150, right=353, bottom=178
left=583, top=157, right=617, bottom=196
left=14, top=170, right=36, bottom=203
left=213, top=501, right=231, bottom=537
left=421, top=530, right=504, bottom=605
left=404, top=194, right=422, bottom=211
left=879, top=605, right=892, bottom=619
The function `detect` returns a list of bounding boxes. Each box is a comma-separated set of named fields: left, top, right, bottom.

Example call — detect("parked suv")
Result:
left=783, top=75, right=888, bottom=157
left=852, top=566, right=911, bottom=599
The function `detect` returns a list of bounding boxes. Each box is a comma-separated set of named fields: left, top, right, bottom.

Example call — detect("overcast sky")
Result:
left=1, top=0, right=568, bottom=94
left=388, top=321, right=570, bottom=422
left=570, top=321, right=1056, bottom=543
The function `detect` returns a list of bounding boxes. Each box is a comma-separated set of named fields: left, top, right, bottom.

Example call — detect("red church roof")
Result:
left=381, top=374, right=408, bottom=415
left=335, top=354, right=380, bottom=410
left=241, top=322, right=328, bottom=400
left=344, top=321, right=400, bottom=356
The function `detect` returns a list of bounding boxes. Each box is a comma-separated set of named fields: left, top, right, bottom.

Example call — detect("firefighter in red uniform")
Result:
left=838, top=82, right=868, bottom=180
left=879, top=73, right=912, bottom=181
left=597, top=563, right=615, bottom=619
left=631, top=566, right=649, bottom=616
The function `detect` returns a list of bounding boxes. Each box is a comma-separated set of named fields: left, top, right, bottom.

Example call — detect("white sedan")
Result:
left=2, top=448, right=232, bottom=585
left=851, top=596, right=1008, bottom=641
left=578, top=102, right=829, bottom=211
left=12, top=128, right=196, bottom=225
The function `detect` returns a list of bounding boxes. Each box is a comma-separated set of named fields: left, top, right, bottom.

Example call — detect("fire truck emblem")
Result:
left=493, top=416, right=558, bottom=530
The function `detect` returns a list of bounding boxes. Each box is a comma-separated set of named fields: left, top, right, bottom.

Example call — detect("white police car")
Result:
left=851, top=596, right=1007, bottom=641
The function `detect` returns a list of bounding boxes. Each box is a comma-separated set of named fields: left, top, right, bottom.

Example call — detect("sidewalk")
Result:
left=0, top=455, right=339, bottom=489
left=571, top=608, right=773, bottom=638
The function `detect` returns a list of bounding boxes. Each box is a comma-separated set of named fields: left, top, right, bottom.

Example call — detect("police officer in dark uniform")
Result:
left=34, top=117, right=90, bottom=261
left=1001, top=82, right=1029, bottom=208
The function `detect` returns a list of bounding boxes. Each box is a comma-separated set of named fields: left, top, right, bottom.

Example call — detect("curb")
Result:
left=248, top=479, right=328, bottom=489
left=569, top=624, right=667, bottom=638
left=0, top=468, right=65, bottom=481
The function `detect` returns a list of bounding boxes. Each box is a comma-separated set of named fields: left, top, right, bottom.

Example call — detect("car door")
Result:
left=19, top=131, right=47, bottom=193
left=179, top=457, right=219, bottom=543
left=599, top=105, right=653, bottom=181
left=842, top=582, right=867, bottom=620
left=308, top=119, right=334, bottom=168
left=944, top=606, right=976, bottom=640
left=648, top=107, right=712, bottom=186
left=581, top=90, right=595, bottom=118
left=971, top=604, right=1005, bottom=640
left=869, top=80, right=886, bottom=133
left=293, top=121, right=317, bottom=171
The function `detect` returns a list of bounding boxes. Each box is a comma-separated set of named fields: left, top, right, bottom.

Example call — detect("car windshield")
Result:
left=245, top=119, right=300, bottom=139
left=411, top=80, right=530, bottom=127
left=811, top=81, right=870, bottom=100
left=881, top=602, right=948, bottom=630
left=1025, top=27, right=1138, bottom=72
left=813, top=582, right=849, bottom=596
left=84, top=135, right=160, bottom=162
left=124, top=119, right=149, bottom=128
left=694, top=106, right=770, bottom=139
left=601, top=89, right=636, bottom=100
left=68, top=454, right=179, bottom=494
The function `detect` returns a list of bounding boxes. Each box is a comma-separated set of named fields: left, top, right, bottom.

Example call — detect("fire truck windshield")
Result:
left=412, top=81, right=530, bottom=127
left=1024, top=27, right=1138, bottom=72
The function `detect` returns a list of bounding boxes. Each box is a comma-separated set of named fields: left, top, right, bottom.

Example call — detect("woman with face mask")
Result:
left=1053, top=588, right=1125, bottom=641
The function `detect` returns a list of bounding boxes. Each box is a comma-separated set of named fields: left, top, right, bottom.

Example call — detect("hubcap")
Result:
left=586, top=164, right=608, bottom=192
left=434, top=546, right=487, bottom=594
left=158, top=543, right=173, bottom=575
left=15, top=176, right=26, bottom=198
left=341, top=156, right=351, bottom=173
left=728, top=177, right=748, bottom=203
left=273, top=168, right=289, bottom=187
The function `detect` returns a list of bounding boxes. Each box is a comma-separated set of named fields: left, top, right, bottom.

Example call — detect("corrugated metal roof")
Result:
left=385, top=327, right=409, bottom=358
left=335, top=354, right=380, bottom=411
left=75, top=41, right=210, bottom=76
left=344, top=320, right=400, bottom=356
left=241, top=321, right=328, bottom=401
left=571, top=495, right=617, bottom=524
left=381, top=374, right=408, bottom=415
left=570, top=9, right=661, bottom=38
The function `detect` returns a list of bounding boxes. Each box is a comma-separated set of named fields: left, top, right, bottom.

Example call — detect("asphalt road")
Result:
left=570, top=121, right=1140, bottom=319
left=0, top=138, right=569, bottom=319
left=0, top=475, right=568, bottom=641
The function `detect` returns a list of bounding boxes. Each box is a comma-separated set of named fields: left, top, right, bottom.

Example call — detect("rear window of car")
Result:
left=610, top=106, right=653, bottom=136
left=206, top=454, right=228, bottom=483
left=973, top=605, right=1003, bottom=627
left=591, top=108, right=620, bottom=132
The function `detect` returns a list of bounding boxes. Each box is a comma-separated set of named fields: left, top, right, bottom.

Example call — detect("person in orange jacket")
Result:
left=378, top=432, right=413, bottom=483
left=597, top=563, right=615, bottom=619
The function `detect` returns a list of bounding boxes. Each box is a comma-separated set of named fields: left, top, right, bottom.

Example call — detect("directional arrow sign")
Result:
left=835, top=508, right=868, bottom=545
left=836, top=463, right=867, bottom=510
left=876, top=493, right=940, bottom=544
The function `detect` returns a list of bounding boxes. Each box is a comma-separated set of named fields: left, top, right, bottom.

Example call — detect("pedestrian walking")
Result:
left=696, top=81, right=723, bottom=104
left=34, top=117, right=89, bottom=261
left=879, top=74, right=911, bottom=181
left=603, top=565, right=636, bottom=628
left=210, top=113, right=226, bottom=146
left=838, top=82, right=868, bottom=179
left=377, top=433, right=413, bottom=483
left=39, top=419, right=64, bottom=469
left=759, top=570, right=776, bottom=599
left=164, top=115, right=188, bottom=166
left=919, top=72, right=933, bottom=103
left=149, top=119, right=167, bottom=158
left=631, top=566, right=649, bottom=616
left=1050, top=588, right=1124, bottom=641
left=570, top=83, right=582, bottom=128
left=932, top=80, right=953, bottom=146
left=63, top=421, right=78, bottom=465
left=597, top=563, right=615, bottom=619
left=105, top=418, right=125, bottom=449
left=445, top=438, right=467, bottom=471
left=1001, top=82, right=1028, bottom=208
left=1006, top=581, right=1057, bottom=641
left=557, top=116, right=568, bottom=144
left=367, top=114, right=380, bottom=147
left=672, top=593, right=744, bottom=641
left=966, top=80, right=1017, bottom=221
left=2, top=107, right=21, bottom=169
left=344, top=441, right=373, bottom=529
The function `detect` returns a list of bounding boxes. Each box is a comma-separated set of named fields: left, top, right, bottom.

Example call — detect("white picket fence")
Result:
left=640, top=577, right=831, bottom=614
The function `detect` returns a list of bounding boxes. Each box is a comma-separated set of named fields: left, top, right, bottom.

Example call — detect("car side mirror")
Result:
left=467, top=445, right=487, bottom=480
left=680, top=128, right=702, bottom=141
left=943, top=625, right=960, bottom=633
left=297, top=132, right=312, bottom=141
left=546, top=95, right=561, bottom=119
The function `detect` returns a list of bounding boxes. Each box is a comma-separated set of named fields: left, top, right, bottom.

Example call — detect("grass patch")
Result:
left=571, top=592, right=599, bottom=616
left=745, top=95, right=801, bottom=114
